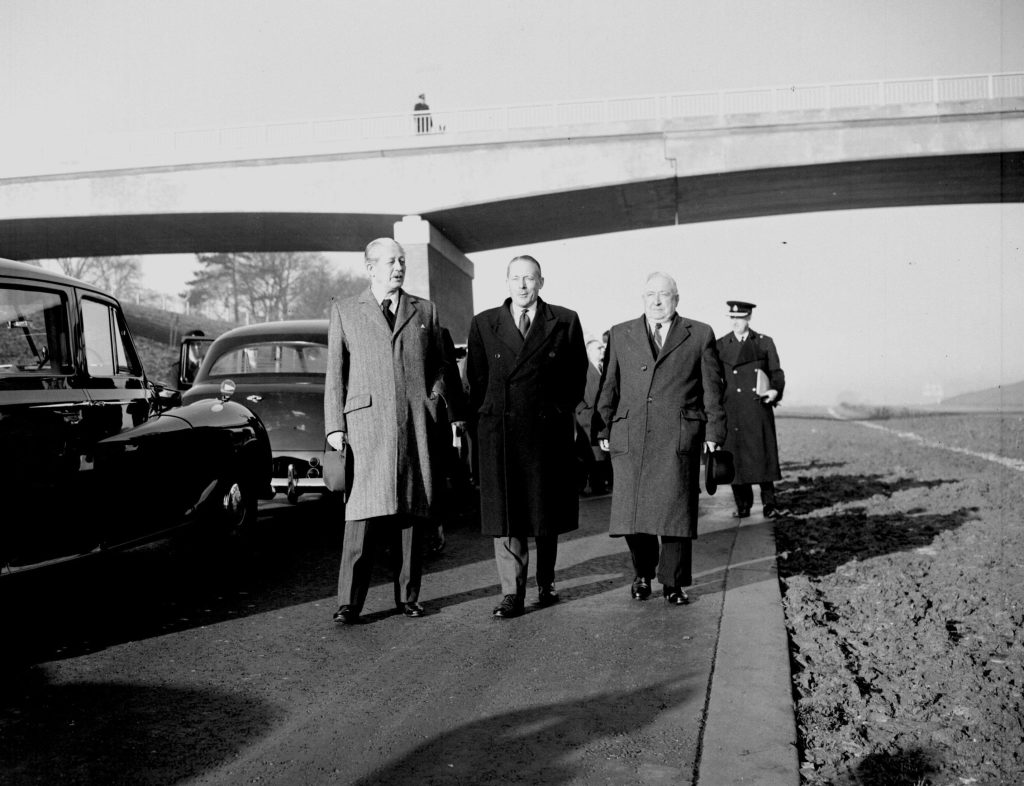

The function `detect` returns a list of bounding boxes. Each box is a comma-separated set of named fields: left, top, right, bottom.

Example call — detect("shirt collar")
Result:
left=372, top=285, right=401, bottom=308
left=510, top=300, right=538, bottom=321
left=647, top=313, right=676, bottom=332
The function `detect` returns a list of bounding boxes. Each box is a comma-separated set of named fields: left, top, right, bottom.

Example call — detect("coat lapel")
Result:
left=490, top=299, right=525, bottom=353
left=655, top=315, right=690, bottom=365
left=622, top=316, right=651, bottom=360
left=392, top=289, right=419, bottom=338
left=358, top=287, right=393, bottom=337
left=513, top=299, right=554, bottom=369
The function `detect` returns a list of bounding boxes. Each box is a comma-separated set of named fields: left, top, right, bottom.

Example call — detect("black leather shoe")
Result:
left=663, top=587, right=690, bottom=605
left=398, top=601, right=425, bottom=618
left=732, top=507, right=751, bottom=519
left=492, top=594, right=524, bottom=619
left=631, top=576, right=652, bottom=600
left=762, top=504, right=779, bottom=518
left=536, top=585, right=559, bottom=607
left=333, top=605, right=361, bottom=624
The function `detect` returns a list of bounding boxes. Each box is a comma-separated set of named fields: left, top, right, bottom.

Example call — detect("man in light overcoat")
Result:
left=467, top=254, right=588, bottom=619
left=324, top=238, right=450, bottom=624
left=717, top=300, right=785, bottom=518
left=597, top=272, right=726, bottom=605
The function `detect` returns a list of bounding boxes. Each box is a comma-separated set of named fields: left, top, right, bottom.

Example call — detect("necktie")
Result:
left=518, top=308, right=531, bottom=338
left=381, top=298, right=395, bottom=330
left=653, top=322, right=663, bottom=352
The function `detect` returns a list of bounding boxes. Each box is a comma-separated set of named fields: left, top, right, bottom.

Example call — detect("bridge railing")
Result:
left=5, top=72, right=1023, bottom=177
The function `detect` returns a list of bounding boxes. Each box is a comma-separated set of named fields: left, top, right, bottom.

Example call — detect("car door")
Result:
left=0, top=278, right=103, bottom=572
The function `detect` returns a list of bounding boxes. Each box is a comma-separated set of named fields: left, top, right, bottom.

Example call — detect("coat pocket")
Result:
left=609, top=408, right=629, bottom=456
left=343, top=393, right=372, bottom=413
left=678, top=408, right=706, bottom=454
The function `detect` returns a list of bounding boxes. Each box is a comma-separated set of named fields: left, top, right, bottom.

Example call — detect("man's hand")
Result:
left=326, top=431, right=346, bottom=451
left=704, top=441, right=718, bottom=453
left=761, top=389, right=779, bottom=404
left=599, top=438, right=610, bottom=452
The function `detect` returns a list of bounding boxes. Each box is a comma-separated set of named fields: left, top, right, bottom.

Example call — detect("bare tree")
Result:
left=45, top=257, right=142, bottom=298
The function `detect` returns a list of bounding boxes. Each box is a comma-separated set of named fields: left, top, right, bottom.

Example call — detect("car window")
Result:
left=207, top=341, right=327, bottom=376
left=82, top=298, right=141, bottom=377
left=0, top=285, right=72, bottom=374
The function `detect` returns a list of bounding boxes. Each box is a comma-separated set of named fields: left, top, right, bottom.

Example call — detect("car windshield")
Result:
left=0, top=285, right=72, bottom=374
left=207, top=340, right=327, bottom=376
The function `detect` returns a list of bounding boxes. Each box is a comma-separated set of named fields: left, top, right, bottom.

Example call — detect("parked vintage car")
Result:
left=0, top=258, right=273, bottom=577
left=179, top=320, right=330, bottom=503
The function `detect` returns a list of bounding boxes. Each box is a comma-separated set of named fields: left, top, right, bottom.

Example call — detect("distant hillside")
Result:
left=942, top=380, right=1024, bottom=409
left=122, top=304, right=238, bottom=387
left=122, top=302, right=238, bottom=347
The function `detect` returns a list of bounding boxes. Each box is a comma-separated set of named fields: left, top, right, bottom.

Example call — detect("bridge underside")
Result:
left=0, top=152, right=1020, bottom=260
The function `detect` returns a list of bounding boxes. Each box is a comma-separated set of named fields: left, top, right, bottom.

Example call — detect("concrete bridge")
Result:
left=2, top=72, right=1022, bottom=334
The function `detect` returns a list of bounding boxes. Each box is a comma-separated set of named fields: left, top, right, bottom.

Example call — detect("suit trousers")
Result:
left=624, top=534, right=693, bottom=588
left=337, top=515, right=424, bottom=610
left=493, top=535, right=558, bottom=599
left=731, top=482, right=776, bottom=510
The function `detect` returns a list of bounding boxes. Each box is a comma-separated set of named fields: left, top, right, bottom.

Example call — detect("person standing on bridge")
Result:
left=597, top=272, right=726, bottom=605
left=467, top=254, right=588, bottom=619
left=716, top=300, right=785, bottom=518
left=413, top=93, right=433, bottom=134
left=324, top=237, right=453, bottom=625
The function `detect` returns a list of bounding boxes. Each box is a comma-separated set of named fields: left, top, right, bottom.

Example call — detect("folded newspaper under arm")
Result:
left=755, top=368, right=770, bottom=396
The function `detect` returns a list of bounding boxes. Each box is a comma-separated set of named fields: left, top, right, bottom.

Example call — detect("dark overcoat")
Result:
left=467, top=298, right=588, bottom=537
left=575, top=362, right=607, bottom=461
left=324, top=287, right=447, bottom=521
left=716, top=329, right=785, bottom=484
left=596, top=315, right=726, bottom=539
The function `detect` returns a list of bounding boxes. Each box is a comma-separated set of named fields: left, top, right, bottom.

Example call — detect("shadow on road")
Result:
left=351, top=677, right=697, bottom=785
left=773, top=473, right=978, bottom=578
left=0, top=668, right=281, bottom=786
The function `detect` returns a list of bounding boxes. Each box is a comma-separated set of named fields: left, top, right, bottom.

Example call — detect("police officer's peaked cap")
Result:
left=726, top=300, right=756, bottom=317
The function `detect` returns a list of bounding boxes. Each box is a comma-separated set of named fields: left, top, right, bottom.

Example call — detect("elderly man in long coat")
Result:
left=597, top=272, right=726, bottom=605
left=717, top=300, right=786, bottom=518
left=325, top=238, right=450, bottom=625
left=467, top=254, right=588, bottom=619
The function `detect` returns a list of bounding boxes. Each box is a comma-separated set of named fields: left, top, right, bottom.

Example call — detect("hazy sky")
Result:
left=3, top=0, right=1023, bottom=404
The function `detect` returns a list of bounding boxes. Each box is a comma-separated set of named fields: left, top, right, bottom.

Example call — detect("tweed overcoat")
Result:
left=596, top=315, right=726, bottom=538
left=716, top=329, right=785, bottom=484
left=467, top=298, right=588, bottom=537
left=324, top=287, right=447, bottom=521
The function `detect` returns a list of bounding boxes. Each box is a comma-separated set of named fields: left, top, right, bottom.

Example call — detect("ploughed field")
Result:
left=773, top=412, right=1024, bottom=784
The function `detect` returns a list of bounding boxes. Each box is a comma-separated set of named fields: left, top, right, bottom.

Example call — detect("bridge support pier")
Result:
left=394, top=215, right=475, bottom=342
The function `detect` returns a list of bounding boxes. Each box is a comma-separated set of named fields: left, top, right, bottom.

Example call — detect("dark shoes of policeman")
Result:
left=631, top=576, right=652, bottom=600
left=663, top=586, right=690, bottom=605
left=333, top=605, right=361, bottom=625
left=762, top=504, right=780, bottom=519
left=398, top=601, right=426, bottom=618
left=732, top=506, right=751, bottom=519
left=536, top=585, right=559, bottom=607
left=492, top=594, right=525, bottom=619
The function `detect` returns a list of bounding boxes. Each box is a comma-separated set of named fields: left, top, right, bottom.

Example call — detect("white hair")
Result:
left=644, top=271, right=678, bottom=295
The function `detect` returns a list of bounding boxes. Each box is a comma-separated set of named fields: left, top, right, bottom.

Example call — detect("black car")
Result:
left=0, top=258, right=273, bottom=577
left=179, top=320, right=329, bottom=503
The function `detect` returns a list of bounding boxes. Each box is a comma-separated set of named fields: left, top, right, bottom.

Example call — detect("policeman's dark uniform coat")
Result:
left=716, top=329, right=785, bottom=484
left=467, top=298, right=588, bottom=537
left=596, top=315, right=726, bottom=539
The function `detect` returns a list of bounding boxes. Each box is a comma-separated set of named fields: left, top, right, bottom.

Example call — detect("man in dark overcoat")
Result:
left=575, top=337, right=611, bottom=495
left=467, top=254, right=588, bottom=619
left=716, top=300, right=785, bottom=518
left=597, top=272, right=726, bottom=605
left=324, top=237, right=450, bottom=624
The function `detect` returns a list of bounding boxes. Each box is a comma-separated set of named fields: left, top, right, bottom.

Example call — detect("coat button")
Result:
left=647, top=397, right=653, bottom=403
left=494, top=353, right=501, bottom=358
left=736, top=388, right=742, bottom=393
left=549, top=351, right=556, bottom=357
left=733, top=369, right=738, bottom=374
left=640, top=365, right=647, bottom=371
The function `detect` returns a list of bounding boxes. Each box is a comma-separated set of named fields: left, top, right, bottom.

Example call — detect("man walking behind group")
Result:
left=717, top=300, right=785, bottom=518
left=467, top=254, right=588, bottom=619
left=325, top=238, right=451, bottom=625
left=597, top=272, right=726, bottom=606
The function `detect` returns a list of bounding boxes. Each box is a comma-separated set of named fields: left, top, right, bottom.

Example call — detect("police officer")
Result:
left=716, top=301, right=785, bottom=518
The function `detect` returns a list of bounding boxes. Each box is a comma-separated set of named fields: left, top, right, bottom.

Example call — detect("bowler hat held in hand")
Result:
left=705, top=449, right=735, bottom=495
left=323, top=446, right=349, bottom=496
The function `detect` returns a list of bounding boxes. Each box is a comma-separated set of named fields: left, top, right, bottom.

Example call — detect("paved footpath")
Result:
left=4, top=481, right=800, bottom=785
